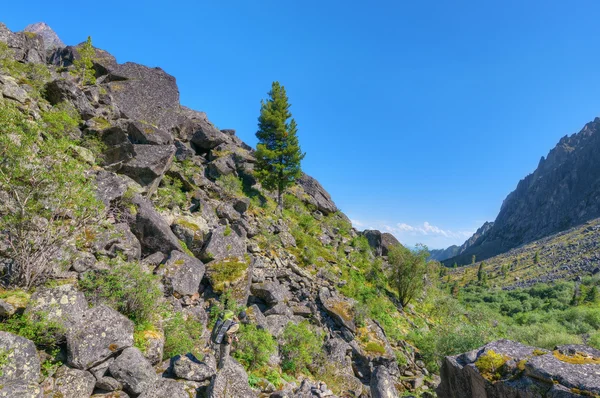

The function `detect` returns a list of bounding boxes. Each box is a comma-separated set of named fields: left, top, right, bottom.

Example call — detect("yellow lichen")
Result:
left=553, top=350, right=600, bottom=365
left=475, top=350, right=510, bottom=381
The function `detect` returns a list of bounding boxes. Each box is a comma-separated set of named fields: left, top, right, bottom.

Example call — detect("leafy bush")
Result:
left=155, top=175, right=188, bottom=210
left=162, top=312, right=203, bottom=359
left=475, top=350, right=509, bottom=381
left=217, top=174, right=244, bottom=198
left=0, top=101, right=101, bottom=288
left=280, top=321, right=323, bottom=375
left=41, top=102, right=81, bottom=138
left=207, top=257, right=249, bottom=293
left=233, top=323, right=277, bottom=370
left=78, top=259, right=162, bottom=325
left=0, top=311, right=65, bottom=350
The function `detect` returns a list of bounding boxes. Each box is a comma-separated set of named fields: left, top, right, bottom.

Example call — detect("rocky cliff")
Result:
left=0, top=23, right=434, bottom=398
left=446, top=118, right=600, bottom=266
left=437, top=339, right=600, bottom=398
left=431, top=222, right=493, bottom=263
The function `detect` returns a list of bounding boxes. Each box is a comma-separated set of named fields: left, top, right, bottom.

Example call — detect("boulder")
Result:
left=0, top=331, right=40, bottom=386
left=206, top=257, right=252, bottom=305
left=0, top=383, right=42, bottom=398
left=127, top=120, right=173, bottom=146
left=201, top=225, right=246, bottom=262
left=381, top=233, right=401, bottom=256
left=67, top=305, right=134, bottom=370
left=44, top=78, right=96, bottom=120
left=138, top=378, right=189, bottom=398
left=119, top=144, right=176, bottom=193
left=437, top=339, right=600, bottom=398
left=362, top=230, right=382, bottom=257
left=52, top=365, right=96, bottom=398
left=173, top=353, right=216, bottom=382
left=250, top=281, right=291, bottom=307
left=207, top=357, right=257, bottom=398
left=370, top=366, right=399, bottom=398
left=104, top=62, right=181, bottom=132
left=136, top=329, right=164, bottom=365
left=108, top=347, right=157, bottom=396
left=93, top=223, right=142, bottom=262
left=296, top=173, right=337, bottom=215
left=189, top=118, right=229, bottom=150
left=95, top=376, right=123, bottom=391
left=95, top=171, right=130, bottom=206
left=319, top=289, right=356, bottom=333
left=0, top=298, right=15, bottom=317
left=156, top=250, right=205, bottom=297
left=1, top=77, right=28, bottom=104
left=171, top=215, right=209, bottom=258
left=129, top=194, right=183, bottom=255
left=91, top=391, right=130, bottom=398
left=25, top=284, right=88, bottom=336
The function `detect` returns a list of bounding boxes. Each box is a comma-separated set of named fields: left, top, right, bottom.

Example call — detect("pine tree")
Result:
left=72, top=36, right=96, bottom=86
left=534, top=251, right=540, bottom=265
left=255, top=81, right=305, bottom=210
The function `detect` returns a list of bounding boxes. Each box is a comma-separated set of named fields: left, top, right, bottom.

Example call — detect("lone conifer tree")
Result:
left=255, top=81, right=305, bottom=209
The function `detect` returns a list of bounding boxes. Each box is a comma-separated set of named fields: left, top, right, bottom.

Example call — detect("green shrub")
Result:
left=0, top=311, right=65, bottom=350
left=475, top=350, right=508, bottom=381
left=78, top=259, right=162, bottom=326
left=207, top=258, right=249, bottom=293
left=41, top=102, right=81, bottom=138
left=280, top=321, right=324, bottom=375
left=217, top=174, right=244, bottom=198
left=365, top=341, right=386, bottom=355
left=233, top=323, right=277, bottom=370
left=155, top=175, right=188, bottom=210
left=162, top=312, right=203, bottom=359
left=0, top=101, right=101, bottom=288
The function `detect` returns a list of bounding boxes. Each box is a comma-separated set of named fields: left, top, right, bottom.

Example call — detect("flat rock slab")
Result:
left=52, top=365, right=96, bottom=398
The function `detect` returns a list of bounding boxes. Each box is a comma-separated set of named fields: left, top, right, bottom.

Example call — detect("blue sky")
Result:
left=5, top=1, right=600, bottom=248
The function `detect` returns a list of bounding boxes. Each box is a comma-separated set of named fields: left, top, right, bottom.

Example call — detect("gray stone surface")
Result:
left=108, top=347, right=157, bottom=396
left=67, top=305, right=134, bottom=370
left=138, top=378, right=189, bottom=398
left=156, top=250, right=205, bottom=297
left=173, top=353, right=216, bottom=382
left=207, top=357, right=257, bottom=398
left=0, top=331, right=40, bottom=386
left=129, top=194, right=183, bottom=255
left=52, top=365, right=96, bottom=398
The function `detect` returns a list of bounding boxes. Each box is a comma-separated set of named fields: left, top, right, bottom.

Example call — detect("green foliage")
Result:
left=233, top=323, right=277, bottom=370
left=162, top=312, right=203, bottom=359
left=388, top=244, right=428, bottom=307
left=217, top=174, right=244, bottom=198
left=280, top=321, right=323, bottom=375
left=41, top=102, right=81, bottom=137
left=0, top=311, right=66, bottom=350
left=255, top=81, right=305, bottom=208
left=475, top=350, right=509, bottom=381
left=207, top=258, right=248, bottom=293
left=78, top=259, right=162, bottom=325
left=155, top=175, right=188, bottom=210
left=0, top=101, right=101, bottom=288
left=365, top=341, right=386, bottom=354
left=71, top=36, right=96, bottom=85
left=534, top=251, right=540, bottom=265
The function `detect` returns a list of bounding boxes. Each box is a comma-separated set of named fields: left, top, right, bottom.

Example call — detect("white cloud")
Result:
left=350, top=219, right=364, bottom=227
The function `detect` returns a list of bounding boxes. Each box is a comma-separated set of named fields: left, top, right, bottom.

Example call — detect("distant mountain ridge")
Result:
left=444, top=117, right=600, bottom=266
left=429, top=221, right=493, bottom=262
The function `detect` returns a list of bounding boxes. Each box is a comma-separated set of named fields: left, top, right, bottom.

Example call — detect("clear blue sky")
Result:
left=5, top=1, right=600, bottom=248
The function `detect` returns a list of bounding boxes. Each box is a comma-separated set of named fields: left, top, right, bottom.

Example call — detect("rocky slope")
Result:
left=0, top=22, right=435, bottom=398
left=448, top=217, right=600, bottom=290
left=446, top=117, right=600, bottom=266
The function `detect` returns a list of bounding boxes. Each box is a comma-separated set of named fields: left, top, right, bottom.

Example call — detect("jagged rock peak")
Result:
left=23, top=22, right=64, bottom=50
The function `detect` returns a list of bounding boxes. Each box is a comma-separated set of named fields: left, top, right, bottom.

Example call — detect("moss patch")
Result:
left=553, top=350, right=600, bottom=365
left=475, top=350, right=510, bottom=381
left=206, top=257, right=249, bottom=293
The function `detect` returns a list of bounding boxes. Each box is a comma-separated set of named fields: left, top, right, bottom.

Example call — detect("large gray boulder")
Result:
left=370, top=366, right=399, bottom=398
left=44, top=78, right=96, bottom=120
left=0, top=383, right=42, bottom=398
left=190, top=118, right=229, bottom=150
left=362, top=230, right=383, bottom=257
left=104, top=62, right=181, bottom=132
left=296, top=173, right=337, bottom=215
left=156, top=250, right=205, bottom=297
left=93, top=222, right=142, bottom=262
left=49, top=43, right=118, bottom=76
left=108, top=347, right=157, bottom=396
left=67, top=305, right=134, bottom=370
left=207, top=357, right=257, bottom=398
left=0, top=331, right=40, bottom=386
left=127, top=121, right=173, bottom=146
left=119, top=144, right=176, bottom=193
left=437, top=339, right=600, bottom=398
left=173, top=353, right=216, bottom=382
left=95, top=171, right=130, bottom=206
left=129, top=194, right=183, bottom=255
left=201, top=225, right=246, bottom=262
left=138, top=378, right=189, bottom=398
left=25, top=284, right=88, bottom=337
left=52, top=365, right=96, bottom=398
left=250, top=281, right=291, bottom=307
left=319, top=289, right=356, bottom=333
left=381, top=233, right=401, bottom=256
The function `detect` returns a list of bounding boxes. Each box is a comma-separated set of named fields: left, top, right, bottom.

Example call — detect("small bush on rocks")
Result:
left=162, top=311, right=203, bottom=359
left=233, top=323, right=277, bottom=370
left=280, top=321, right=324, bottom=375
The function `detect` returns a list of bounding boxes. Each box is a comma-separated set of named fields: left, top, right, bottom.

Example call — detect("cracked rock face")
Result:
left=67, top=305, right=134, bottom=370
left=0, top=331, right=40, bottom=385
left=437, top=339, right=600, bottom=398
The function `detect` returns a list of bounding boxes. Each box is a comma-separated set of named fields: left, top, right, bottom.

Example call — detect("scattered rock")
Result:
left=52, top=365, right=96, bottom=398
left=108, top=347, right=157, bottom=396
